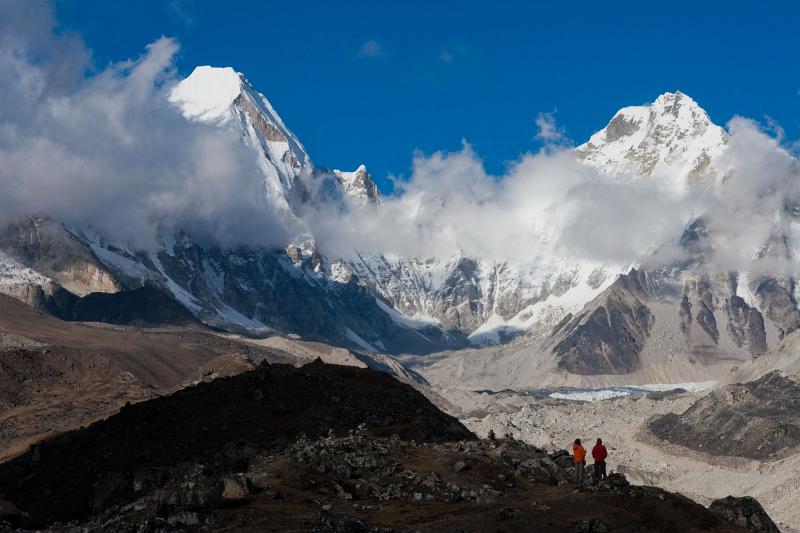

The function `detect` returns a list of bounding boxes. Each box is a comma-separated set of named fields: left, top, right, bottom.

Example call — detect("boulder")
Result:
left=575, top=520, right=608, bottom=532
left=452, top=460, right=469, bottom=473
left=245, top=471, right=271, bottom=492
left=607, top=472, right=629, bottom=490
left=518, top=457, right=568, bottom=485
left=221, top=474, right=250, bottom=501
left=709, top=496, right=780, bottom=533
left=167, top=511, right=200, bottom=526
left=549, top=450, right=573, bottom=469
left=90, top=471, right=127, bottom=511
left=479, top=487, right=503, bottom=503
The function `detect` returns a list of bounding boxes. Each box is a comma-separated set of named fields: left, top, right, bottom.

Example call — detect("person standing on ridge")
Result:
left=572, top=438, right=586, bottom=484
left=592, top=438, right=608, bottom=481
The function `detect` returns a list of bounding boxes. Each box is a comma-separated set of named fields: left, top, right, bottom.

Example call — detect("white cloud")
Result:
left=304, top=115, right=800, bottom=276
left=4, top=0, right=800, bottom=281
left=0, top=0, right=289, bottom=248
left=534, top=111, right=568, bottom=147
left=167, top=0, right=195, bottom=27
left=358, top=40, right=384, bottom=58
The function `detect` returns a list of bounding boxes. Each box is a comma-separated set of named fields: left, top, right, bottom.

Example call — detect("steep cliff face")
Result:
left=548, top=273, right=654, bottom=375
left=0, top=218, right=121, bottom=296
left=726, top=294, right=768, bottom=356
left=535, top=263, right=773, bottom=377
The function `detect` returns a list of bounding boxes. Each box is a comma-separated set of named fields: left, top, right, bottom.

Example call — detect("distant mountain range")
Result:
left=3, top=66, right=799, bottom=384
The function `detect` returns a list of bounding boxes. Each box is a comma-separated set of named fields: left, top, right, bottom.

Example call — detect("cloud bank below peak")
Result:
left=307, top=114, right=800, bottom=276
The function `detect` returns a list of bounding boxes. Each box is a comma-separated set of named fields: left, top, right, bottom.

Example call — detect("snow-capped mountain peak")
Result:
left=577, top=91, right=728, bottom=189
left=169, top=65, right=311, bottom=171
left=333, top=165, right=382, bottom=205
left=168, top=66, right=383, bottom=212
left=169, top=66, right=315, bottom=236
left=168, top=66, right=244, bottom=122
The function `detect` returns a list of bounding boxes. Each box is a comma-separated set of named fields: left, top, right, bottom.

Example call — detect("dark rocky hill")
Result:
left=0, top=360, right=472, bottom=527
left=650, top=371, right=800, bottom=460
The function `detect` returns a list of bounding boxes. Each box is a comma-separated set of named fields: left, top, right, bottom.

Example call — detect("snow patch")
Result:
left=213, top=303, right=266, bottom=329
left=736, top=272, right=760, bottom=308
left=0, top=251, right=51, bottom=288
left=168, top=66, right=242, bottom=122
left=344, top=328, right=378, bottom=352
left=468, top=265, right=618, bottom=345
left=149, top=253, right=204, bottom=313
left=87, top=237, right=152, bottom=281
left=374, top=298, right=441, bottom=330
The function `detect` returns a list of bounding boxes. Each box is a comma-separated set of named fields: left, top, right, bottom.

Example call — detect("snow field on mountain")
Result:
left=467, top=264, right=618, bottom=345
left=0, top=250, right=51, bottom=288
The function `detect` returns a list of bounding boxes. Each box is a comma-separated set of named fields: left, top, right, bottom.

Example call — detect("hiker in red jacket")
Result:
left=592, top=438, right=608, bottom=481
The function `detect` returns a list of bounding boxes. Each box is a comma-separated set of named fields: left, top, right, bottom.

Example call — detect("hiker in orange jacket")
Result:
left=572, top=438, right=586, bottom=484
left=592, top=438, right=608, bottom=481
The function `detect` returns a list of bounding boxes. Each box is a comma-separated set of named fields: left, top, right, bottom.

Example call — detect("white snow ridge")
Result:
left=168, top=66, right=244, bottom=122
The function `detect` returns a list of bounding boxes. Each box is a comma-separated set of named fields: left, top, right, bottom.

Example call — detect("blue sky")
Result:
left=56, top=0, right=800, bottom=193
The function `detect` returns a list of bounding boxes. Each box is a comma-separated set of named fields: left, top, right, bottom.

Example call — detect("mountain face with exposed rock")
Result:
left=650, top=371, right=800, bottom=461
left=2, top=67, right=800, bottom=384
left=495, top=92, right=800, bottom=384
left=578, top=91, right=729, bottom=187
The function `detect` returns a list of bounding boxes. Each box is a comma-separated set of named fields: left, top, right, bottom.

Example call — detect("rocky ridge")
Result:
left=0, top=362, right=769, bottom=532
left=650, top=371, right=800, bottom=460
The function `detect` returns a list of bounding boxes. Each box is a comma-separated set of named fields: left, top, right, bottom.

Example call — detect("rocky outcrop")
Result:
left=682, top=278, right=720, bottom=345
left=709, top=496, right=780, bottom=533
left=332, top=165, right=382, bottom=205
left=650, top=371, right=800, bottom=460
left=726, top=295, right=767, bottom=356
left=0, top=280, right=57, bottom=309
left=755, top=277, right=800, bottom=339
left=0, top=217, right=121, bottom=296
